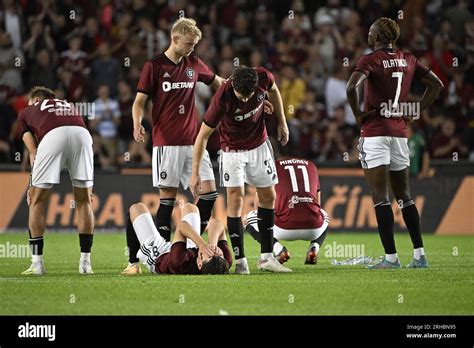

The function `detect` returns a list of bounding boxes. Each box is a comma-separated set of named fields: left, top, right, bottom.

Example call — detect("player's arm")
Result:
left=417, top=71, right=444, bottom=112
left=132, top=92, right=148, bottom=143
left=22, top=132, right=38, bottom=167
left=346, top=72, right=376, bottom=126
left=210, top=75, right=225, bottom=89
left=190, top=123, right=215, bottom=198
left=267, top=82, right=289, bottom=146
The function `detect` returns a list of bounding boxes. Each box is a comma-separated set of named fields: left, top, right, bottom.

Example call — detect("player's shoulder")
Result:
left=216, top=79, right=234, bottom=101
left=255, top=66, right=272, bottom=79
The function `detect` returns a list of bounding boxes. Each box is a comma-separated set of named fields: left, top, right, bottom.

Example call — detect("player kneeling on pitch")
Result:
left=18, top=87, right=95, bottom=275
left=122, top=203, right=232, bottom=275
left=244, top=158, right=329, bottom=265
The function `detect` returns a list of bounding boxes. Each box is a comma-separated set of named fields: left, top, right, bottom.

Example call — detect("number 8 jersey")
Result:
left=274, top=158, right=324, bottom=230
left=354, top=48, right=430, bottom=138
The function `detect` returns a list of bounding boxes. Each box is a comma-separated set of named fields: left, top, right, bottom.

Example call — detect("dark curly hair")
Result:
left=201, top=256, right=229, bottom=275
left=374, top=17, right=400, bottom=45
left=232, top=65, right=258, bottom=97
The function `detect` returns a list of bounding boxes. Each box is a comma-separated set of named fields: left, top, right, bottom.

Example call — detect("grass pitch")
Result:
left=0, top=232, right=472, bottom=315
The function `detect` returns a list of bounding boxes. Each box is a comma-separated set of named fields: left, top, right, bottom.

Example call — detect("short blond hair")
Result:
left=171, top=18, right=202, bottom=39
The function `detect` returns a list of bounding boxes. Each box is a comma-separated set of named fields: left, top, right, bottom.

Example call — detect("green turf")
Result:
left=0, top=232, right=472, bottom=315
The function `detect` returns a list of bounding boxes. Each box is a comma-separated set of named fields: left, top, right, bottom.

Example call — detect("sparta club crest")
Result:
left=185, top=67, right=195, bottom=79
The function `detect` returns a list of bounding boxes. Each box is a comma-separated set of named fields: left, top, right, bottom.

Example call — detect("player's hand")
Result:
left=189, top=173, right=201, bottom=200
left=277, top=123, right=289, bottom=146
left=26, top=188, right=31, bottom=206
left=263, top=99, right=274, bottom=114
left=354, top=110, right=376, bottom=127
left=133, top=124, right=146, bottom=143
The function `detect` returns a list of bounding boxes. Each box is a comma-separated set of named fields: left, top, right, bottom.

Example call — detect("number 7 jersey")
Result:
left=274, top=158, right=324, bottom=230
left=354, top=48, right=430, bottom=138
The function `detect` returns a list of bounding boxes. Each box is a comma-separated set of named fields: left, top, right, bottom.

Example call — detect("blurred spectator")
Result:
left=431, top=117, right=469, bottom=159
left=0, top=31, right=24, bottom=92
left=90, top=42, right=122, bottom=97
left=407, top=125, right=432, bottom=179
left=22, top=20, right=55, bottom=60
left=58, top=36, right=89, bottom=76
left=137, top=16, right=168, bottom=60
left=28, top=49, right=57, bottom=90
left=325, top=66, right=355, bottom=125
left=424, top=34, right=454, bottom=89
left=91, top=85, right=121, bottom=162
left=1, top=0, right=24, bottom=49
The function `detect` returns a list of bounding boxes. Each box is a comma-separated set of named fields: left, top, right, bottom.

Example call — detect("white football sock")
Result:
left=414, top=247, right=425, bottom=260
left=273, top=242, right=284, bottom=255
left=385, top=253, right=398, bottom=263
left=80, top=252, right=91, bottom=262
left=260, top=252, right=272, bottom=260
left=32, top=254, right=43, bottom=263
left=310, top=242, right=320, bottom=253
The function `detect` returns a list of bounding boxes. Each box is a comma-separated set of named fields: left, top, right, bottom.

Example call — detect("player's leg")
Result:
left=194, top=149, right=218, bottom=235
left=226, top=186, right=248, bottom=273
left=389, top=168, right=427, bottom=268
left=364, top=165, right=401, bottom=269
left=123, top=202, right=171, bottom=274
left=243, top=209, right=288, bottom=264
left=73, top=185, right=94, bottom=274
left=153, top=146, right=185, bottom=242
left=306, top=209, right=330, bottom=265
left=23, top=186, right=51, bottom=275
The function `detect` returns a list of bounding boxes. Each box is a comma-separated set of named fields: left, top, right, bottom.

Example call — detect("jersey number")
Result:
left=284, top=165, right=310, bottom=193
left=391, top=72, right=403, bottom=107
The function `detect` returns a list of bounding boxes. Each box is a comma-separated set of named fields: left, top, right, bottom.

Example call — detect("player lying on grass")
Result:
left=121, top=202, right=232, bottom=275
left=18, top=86, right=94, bottom=275
left=346, top=18, right=443, bottom=269
left=244, top=158, right=329, bottom=265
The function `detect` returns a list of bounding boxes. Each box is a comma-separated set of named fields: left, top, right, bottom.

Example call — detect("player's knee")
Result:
left=258, top=190, right=275, bottom=206
left=181, top=202, right=198, bottom=216
left=227, top=194, right=244, bottom=210
left=129, top=202, right=149, bottom=221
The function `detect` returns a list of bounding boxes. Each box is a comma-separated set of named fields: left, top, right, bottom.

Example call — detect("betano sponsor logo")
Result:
left=162, top=81, right=195, bottom=92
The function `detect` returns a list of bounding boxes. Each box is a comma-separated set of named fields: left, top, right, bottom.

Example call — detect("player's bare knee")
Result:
left=181, top=202, right=198, bottom=215
left=129, top=202, right=149, bottom=221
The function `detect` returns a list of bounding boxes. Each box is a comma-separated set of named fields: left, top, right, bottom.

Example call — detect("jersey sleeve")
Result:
left=136, top=61, right=155, bottom=95
left=258, top=67, right=275, bottom=90
left=414, top=58, right=430, bottom=79
left=203, top=86, right=225, bottom=128
left=354, top=54, right=374, bottom=77
left=16, top=110, right=30, bottom=139
left=196, top=57, right=215, bottom=85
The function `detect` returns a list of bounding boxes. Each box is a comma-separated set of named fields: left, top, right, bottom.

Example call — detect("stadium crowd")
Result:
left=0, top=0, right=473, bottom=177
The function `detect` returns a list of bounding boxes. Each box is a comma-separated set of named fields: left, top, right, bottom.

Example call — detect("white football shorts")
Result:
left=219, top=139, right=278, bottom=188
left=357, top=136, right=409, bottom=171
left=31, top=126, right=94, bottom=189
left=152, top=145, right=214, bottom=189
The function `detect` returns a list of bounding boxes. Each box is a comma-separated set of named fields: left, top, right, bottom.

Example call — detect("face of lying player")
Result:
left=196, top=247, right=224, bottom=270
left=173, top=33, right=200, bottom=57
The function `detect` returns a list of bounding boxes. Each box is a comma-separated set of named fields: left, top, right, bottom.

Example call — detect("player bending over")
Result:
left=346, top=18, right=443, bottom=269
left=191, top=65, right=292, bottom=274
left=244, top=158, right=329, bottom=265
left=18, top=86, right=95, bottom=275
left=121, top=202, right=231, bottom=275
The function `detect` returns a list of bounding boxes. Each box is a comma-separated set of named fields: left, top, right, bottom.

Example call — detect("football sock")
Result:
left=196, top=191, right=218, bottom=235
left=80, top=252, right=91, bottom=262
left=126, top=214, right=140, bottom=264
left=261, top=252, right=273, bottom=260
left=309, top=241, right=320, bottom=253
left=273, top=241, right=284, bottom=255
left=414, top=247, right=425, bottom=260
left=400, top=200, right=424, bottom=249
left=29, top=229, right=43, bottom=257
left=385, top=253, right=398, bottom=263
left=156, top=198, right=175, bottom=242
left=228, top=216, right=245, bottom=260
left=79, top=233, right=93, bottom=253
left=374, top=202, right=397, bottom=255
left=314, top=229, right=328, bottom=248
left=257, top=207, right=274, bottom=254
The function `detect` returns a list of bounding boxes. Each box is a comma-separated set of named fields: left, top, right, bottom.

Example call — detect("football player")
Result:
left=18, top=86, right=95, bottom=275
left=244, top=158, right=329, bottom=265
left=121, top=202, right=231, bottom=275
left=190, top=65, right=291, bottom=274
left=346, top=18, right=443, bottom=268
